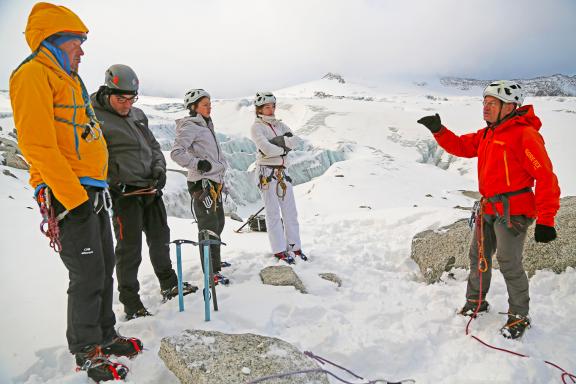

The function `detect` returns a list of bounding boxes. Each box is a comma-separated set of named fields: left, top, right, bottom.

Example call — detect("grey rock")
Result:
left=411, top=196, right=576, bottom=283
left=319, top=273, right=342, bottom=287
left=159, top=330, right=329, bottom=384
left=260, top=265, right=307, bottom=294
left=3, top=169, right=18, bottom=178
left=3, top=152, right=28, bottom=170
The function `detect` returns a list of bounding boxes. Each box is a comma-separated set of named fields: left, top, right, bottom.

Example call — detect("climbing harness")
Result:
left=196, top=179, right=223, bottom=211
left=247, top=350, right=415, bottom=384
left=37, top=186, right=66, bottom=253
left=121, top=186, right=158, bottom=197
left=465, top=199, right=576, bottom=383
left=484, top=187, right=532, bottom=230
left=258, top=166, right=292, bottom=199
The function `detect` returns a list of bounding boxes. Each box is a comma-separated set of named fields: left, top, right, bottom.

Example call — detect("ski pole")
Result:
left=170, top=239, right=197, bottom=312
left=234, top=206, right=265, bottom=233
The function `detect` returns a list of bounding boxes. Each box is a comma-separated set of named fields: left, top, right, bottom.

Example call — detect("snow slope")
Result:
left=1, top=78, right=575, bottom=384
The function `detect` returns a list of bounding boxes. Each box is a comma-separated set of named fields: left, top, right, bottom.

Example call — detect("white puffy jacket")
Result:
left=250, top=115, right=297, bottom=167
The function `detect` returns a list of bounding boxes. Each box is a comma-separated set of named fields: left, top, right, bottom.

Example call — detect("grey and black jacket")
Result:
left=170, top=114, right=227, bottom=184
left=91, top=87, right=166, bottom=189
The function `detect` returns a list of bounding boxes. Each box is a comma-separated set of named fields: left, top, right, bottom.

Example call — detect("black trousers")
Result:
left=187, top=181, right=225, bottom=273
left=111, top=191, right=176, bottom=314
left=55, top=188, right=117, bottom=353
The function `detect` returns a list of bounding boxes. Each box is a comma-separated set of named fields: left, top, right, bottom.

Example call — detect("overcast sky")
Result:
left=1, top=0, right=575, bottom=98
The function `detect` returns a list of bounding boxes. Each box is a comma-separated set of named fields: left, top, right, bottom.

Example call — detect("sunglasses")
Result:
left=113, top=95, right=138, bottom=104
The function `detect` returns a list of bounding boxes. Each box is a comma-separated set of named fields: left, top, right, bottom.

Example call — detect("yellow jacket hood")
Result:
left=25, top=2, right=88, bottom=51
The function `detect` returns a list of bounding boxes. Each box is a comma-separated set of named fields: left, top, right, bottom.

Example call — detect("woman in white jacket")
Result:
left=250, top=92, right=307, bottom=264
left=170, top=89, right=229, bottom=284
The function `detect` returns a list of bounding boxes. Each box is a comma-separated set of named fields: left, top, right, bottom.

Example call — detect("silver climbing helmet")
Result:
left=104, top=64, right=139, bottom=94
left=254, top=91, right=276, bottom=107
left=483, top=80, right=524, bottom=106
left=184, top=89, right=210, bottom=109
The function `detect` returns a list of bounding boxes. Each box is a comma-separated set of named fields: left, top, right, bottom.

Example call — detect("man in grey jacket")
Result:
left=91, top=64, right=196, bottom=320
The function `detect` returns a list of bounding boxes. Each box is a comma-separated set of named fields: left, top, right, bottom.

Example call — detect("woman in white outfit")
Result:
left=250, top=91, right=307, bottom=264
left=170, top=89, right=229, bottom=284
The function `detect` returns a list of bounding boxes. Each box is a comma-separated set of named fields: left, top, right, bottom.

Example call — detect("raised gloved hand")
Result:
left=417, top=113, right=442, bottom=133
left=534, top=224, right=557, bottom=243
left=152, top=166, right=166, bottom=189
left=283, top=132, right=294, bottom=137
left=269, top=135, right=286, bottom=148
left=197, top=159, right=212, bottom=173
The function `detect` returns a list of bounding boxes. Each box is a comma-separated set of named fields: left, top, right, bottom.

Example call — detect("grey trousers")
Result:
left=466, top=214, right=534, bottom=316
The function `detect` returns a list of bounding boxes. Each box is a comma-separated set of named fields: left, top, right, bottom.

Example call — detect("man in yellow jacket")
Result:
left=10, top=3, right=141, bottom=381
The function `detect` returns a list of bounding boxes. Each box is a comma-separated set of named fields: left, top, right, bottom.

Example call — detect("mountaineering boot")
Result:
left=500, top=313, right=531, bottom=339
left=274, top=251, right=295, bottom=265
left=213, top=272, right=230, bottom=286
left=102, top=335, right=143, bottom=358
left=75, top=344, right=129, bottom=382
left=221, top=261, right=232, bottom=268
left=125, top=307, right=152, bottom=321
left=161, top=281, right=199, bottom=302
left=459, top=300, right=490, bottom=317
left=293, top=249, right=308, bottom=261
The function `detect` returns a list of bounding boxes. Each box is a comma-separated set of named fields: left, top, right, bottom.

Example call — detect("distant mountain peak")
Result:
left=322, top=72, right=346, bottom=84
left=440, top=74, right=576, bottom=96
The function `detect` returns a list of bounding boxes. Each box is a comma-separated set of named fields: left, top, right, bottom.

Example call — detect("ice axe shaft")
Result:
left=234, top=207, right=265, bottom=233
left=170, top=239, right=197, bottom=312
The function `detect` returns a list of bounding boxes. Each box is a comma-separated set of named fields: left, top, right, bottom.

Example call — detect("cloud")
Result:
left=1, top=0, right=575, bottom=98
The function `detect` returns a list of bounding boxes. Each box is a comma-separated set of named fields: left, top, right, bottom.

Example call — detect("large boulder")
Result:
left=159, top=330, right=329, bottom=384
left=260, top=265, right=307, bottom=293
left=411, top=196, right=576, bottom=283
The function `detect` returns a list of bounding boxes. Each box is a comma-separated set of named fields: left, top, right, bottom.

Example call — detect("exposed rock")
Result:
left=3, top=169, right=18, bottom=178
left=322, top=72, right=345, bottom=83
left=319, top=273, right=342, bottom=287
left=2, top=152, right=28, bottom=170
left=260, top=265, right=307, bottom=293
left=411, top=196, right=576, bottom=283
left=159, top=330, right=329, bottom=384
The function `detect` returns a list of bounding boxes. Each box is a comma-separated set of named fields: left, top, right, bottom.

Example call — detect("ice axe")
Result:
left=169, top=239, right=198, bottom=312
left=199, top=229, right=226, bottom=321
left=234, top=207, right=265, bottom=233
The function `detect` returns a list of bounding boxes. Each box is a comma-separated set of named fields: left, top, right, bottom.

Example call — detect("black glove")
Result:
left=269, top=135, right=286, bottom=148
left=417, top=113, right=442, bottom=133
left=197, top=159, right=212, bottom=173
left=534, top=224, right=557, bottom=243
left=152, top=166, right=166, bottom=190
left=283, top=132, right=293, bottom=137
left=71, top=199, right=93, bottom=219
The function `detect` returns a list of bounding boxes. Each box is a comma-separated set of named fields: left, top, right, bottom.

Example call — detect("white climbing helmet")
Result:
left=483, top=80, right=524, bottom=106
left=184, top=89, right=210, bottom=109
left=254, top=91, right=276, bottom=107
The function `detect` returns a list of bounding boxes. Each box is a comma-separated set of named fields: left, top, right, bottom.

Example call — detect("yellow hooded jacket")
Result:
left=9, top=2, right=108, bottom=210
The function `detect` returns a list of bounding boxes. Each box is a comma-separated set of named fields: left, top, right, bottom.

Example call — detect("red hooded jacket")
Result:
left=433, top=105, right=560, bottom=227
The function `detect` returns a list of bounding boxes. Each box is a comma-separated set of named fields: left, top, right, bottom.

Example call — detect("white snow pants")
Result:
left=259, top=171, right=301, bottom=254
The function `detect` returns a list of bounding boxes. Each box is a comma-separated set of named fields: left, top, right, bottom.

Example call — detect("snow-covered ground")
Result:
left=1, top=78, right=575, bottom=383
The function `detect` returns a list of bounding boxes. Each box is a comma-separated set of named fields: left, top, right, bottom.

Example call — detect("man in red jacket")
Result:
left=418, top=80, right=560, bottom=339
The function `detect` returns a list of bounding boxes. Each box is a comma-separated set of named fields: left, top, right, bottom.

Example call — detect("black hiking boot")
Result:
left=500, top=313, right=531, bottom=339
left=459, top=300, right=490, bottom=317
left=75, top=344, right=129, bottom=382
left=125, top=307, right=152, bottom=321
left=161, top=281, right=198, bottom=302
left=102, top=335, right=143, bottom=358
